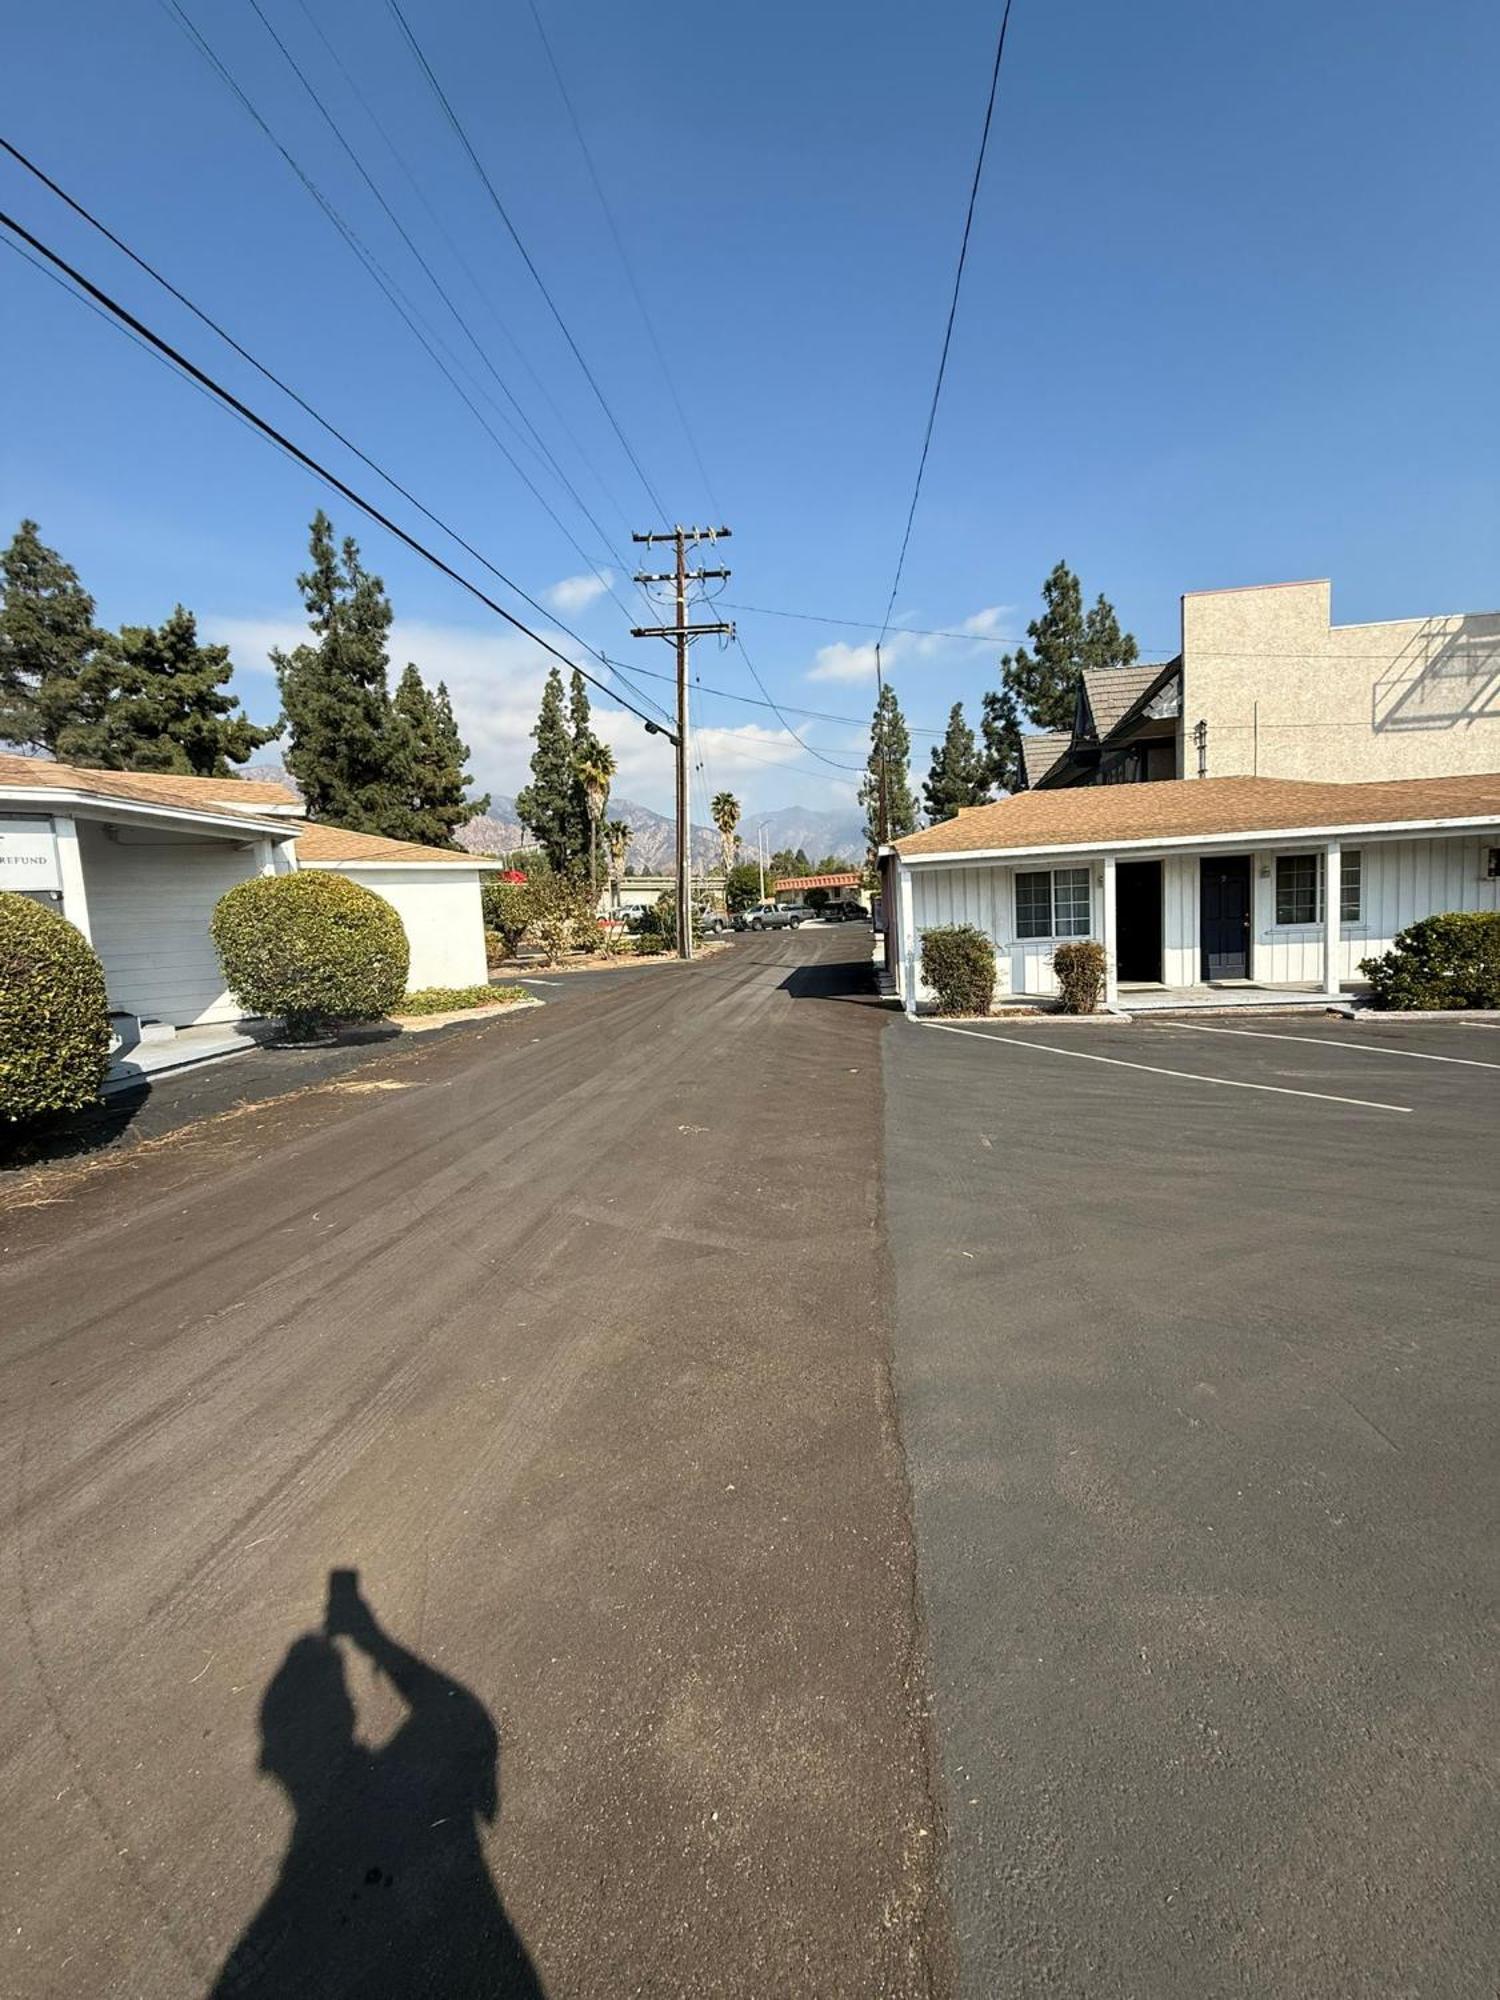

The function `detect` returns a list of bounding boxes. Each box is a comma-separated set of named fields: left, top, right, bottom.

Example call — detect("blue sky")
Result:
left=3, top=0, right=1497, bottom=819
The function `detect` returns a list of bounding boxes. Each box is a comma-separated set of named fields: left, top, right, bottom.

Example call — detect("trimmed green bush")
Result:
left=1052, top=938, right=1108, bottom=1013
left=920, top=924, right=996, bottom=1015
left=525, top=875, right=598, bottom=963
left=211, top=872, right=409, bottom=1039
left=400, top=984, right=525, bottom=1015
left=0, top=893, right=111, bottom=1122
left=1360, top=911, right=1500, bottom=1010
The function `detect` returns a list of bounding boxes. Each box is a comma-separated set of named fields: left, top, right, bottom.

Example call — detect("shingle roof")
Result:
left=894, top=773, right=1500, bottom=859
left=1081, top=664, right=1174, bottom=738
left=294, top=821, right=495, bottom=866
left=0, top=752, right=299, bottom=819
left=771, top=872, right=860, bottom=892
left=1019, top=733, right=1074, bottom=786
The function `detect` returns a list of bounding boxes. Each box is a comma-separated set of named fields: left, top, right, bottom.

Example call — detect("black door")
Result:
left=1200, top=855, right=1251, bottom=981
left=1115, top=861, right=1163, bottom=983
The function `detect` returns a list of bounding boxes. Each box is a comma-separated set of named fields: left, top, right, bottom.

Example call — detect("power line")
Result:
left=157, top=0, right=637, bottom=611
left=0, top=137, right=670, bottom=732
left=289, top=0, right=641, bottom=549
left=608, top=652, right=943, bottom=736
left=876, top=0, right=1017, bottom=652
left=0, top=205, right=666, bottom=732
left=246, top=0, right=637, bottom=597
left=524, top=0, right=721, bottom=517
left=386, top=0, right=671, bottom=522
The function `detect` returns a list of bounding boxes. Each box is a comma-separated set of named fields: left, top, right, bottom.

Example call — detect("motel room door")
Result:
left=1199, top=854, right=1251, bottom=981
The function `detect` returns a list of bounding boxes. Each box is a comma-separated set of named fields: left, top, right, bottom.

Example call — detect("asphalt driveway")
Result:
left=884, top=1010, right=1500, bottom=1997
left=1, top=929, right=945, bottom=2000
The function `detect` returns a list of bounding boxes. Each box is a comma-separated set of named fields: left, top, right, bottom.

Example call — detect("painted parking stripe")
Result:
left=1157, top=1022, right=1500, bottom=1070
left=922, top=1022, right=1411, bottom=1113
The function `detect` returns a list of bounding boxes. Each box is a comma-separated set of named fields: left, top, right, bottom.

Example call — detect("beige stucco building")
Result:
left=1021, top=579, right=1500, bottom=793
left=1182, top=579, right=1500, bottom=782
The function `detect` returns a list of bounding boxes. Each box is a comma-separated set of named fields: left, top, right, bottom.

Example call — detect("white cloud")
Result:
left=543, top=570, right=614, bottom=614
left=205, top=611, right=866, bottom=817
left=805, top=605, right=1014, bottom=683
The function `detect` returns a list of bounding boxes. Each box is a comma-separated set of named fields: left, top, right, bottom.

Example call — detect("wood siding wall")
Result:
left=904, top=833, right=1500, bottom=1003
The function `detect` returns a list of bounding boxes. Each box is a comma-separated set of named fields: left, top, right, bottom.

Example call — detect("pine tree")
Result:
left=273, top=511, right=409, bottom=832
left=390, top=665, right=487, bottom=846
left=515, top=666, right=577, bottom=872
left=858, top=683, right=917, bottom=853
left=923, top=701, right=989, bottom=825
left=0, top=520, right=107, bottom=753
left=59, top=607, right=276, bottom=775
left=996, top=560, right=1137, bottom=732
left=980, top=684, right=1027, bottom=795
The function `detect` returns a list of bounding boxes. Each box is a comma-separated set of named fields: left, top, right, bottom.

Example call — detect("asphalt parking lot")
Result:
left=883, top=1009, right=1500, bottom=1997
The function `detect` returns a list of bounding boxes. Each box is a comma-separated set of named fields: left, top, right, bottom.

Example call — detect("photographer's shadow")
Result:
left=213, top=1570, right=543, bottom=1998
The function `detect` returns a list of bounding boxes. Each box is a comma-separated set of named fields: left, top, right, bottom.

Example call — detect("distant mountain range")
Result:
left=455, top=797, right=866, bottom=872
left=241, top=766, right=866, bottom=872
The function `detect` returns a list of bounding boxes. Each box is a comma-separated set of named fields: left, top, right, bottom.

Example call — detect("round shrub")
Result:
left=1360, top=911, right=1500, bottom=1010
left=0, top=892, right=111, bottom=1122
left=920, top=924, right=996, bottom=1015
left=1052, top=937, right=1108, bottom=1013
left=211, top=872, right=409, bottom=1039
left=481, top=878, right=533, bottom=958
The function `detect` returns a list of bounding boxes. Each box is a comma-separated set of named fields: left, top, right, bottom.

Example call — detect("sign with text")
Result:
left=0, top=818, right=62, bottom=892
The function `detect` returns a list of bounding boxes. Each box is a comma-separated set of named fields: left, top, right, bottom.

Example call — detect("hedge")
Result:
left=1052, top=938, right=1108, bottom=1013
left=920, top=925, right=996, bottom=1015
left=400, top=984, right=525, bottom=1015
left=1359, top=911, right=1500, bottom=1010
left=211, top=872, right=409, bottom=1039
left=0, top=893, right=112, bottom=1122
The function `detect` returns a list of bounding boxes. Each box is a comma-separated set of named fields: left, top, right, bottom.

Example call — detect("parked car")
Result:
left=736, top=902, right=804, bottom=931
left=696, top=905, right=732, bottom=935
left=821, top=900, right=869, bottom=924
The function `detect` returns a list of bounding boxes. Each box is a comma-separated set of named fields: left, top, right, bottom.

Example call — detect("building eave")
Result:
left=897, top=812, right=1500, bottom=868
left=0, top=785, right=297, bottom=841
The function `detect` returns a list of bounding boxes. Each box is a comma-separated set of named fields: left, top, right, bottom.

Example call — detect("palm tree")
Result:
left=604, top=818, right=632, bottom=908
left=710, top=791, right=740, bottom=905
left=577, top=745, right=616, bottom=893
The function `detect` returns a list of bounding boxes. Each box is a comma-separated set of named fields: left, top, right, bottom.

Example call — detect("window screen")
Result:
left=1015, top=871, right=1052, bottom=939
left=1340, top=850, right=1361, bottom=922
left=1053, top=867, right=1092, bottom=936
left=1275, top=854, right=1318, bottom=925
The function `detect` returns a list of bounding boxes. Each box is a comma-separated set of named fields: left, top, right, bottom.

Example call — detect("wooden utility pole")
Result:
left=631, top=526, right=733, bottom=960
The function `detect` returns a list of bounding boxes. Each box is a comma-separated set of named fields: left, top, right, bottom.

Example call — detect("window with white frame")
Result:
left=1015, top=865, right=1092, bottom=939
left=1274, top=850, right=1361, bottom=925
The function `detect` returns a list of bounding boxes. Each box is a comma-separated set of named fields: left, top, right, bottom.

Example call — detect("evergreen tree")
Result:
left=0, top=520, right=107, bottom=753
left=515, top=666, right=578, bottom=872
left=858, top=683, right=917, bottom=853
left=980, top=684, right=1027, bottom=795
left=922, top=701, right=989, bottom=825
left=996, top=559, right=1137, bottom=732
left=768, top=847, right=812, bottom=880
left=390, top=665, right=487, bottom=846
left=59, top=607, right=276, bottom=775
left=273, top=512, right=408, bottom=832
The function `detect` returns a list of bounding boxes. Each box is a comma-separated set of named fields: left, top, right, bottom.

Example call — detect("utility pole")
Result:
left=757, top=823, right=766, bottom=901
left=631, top=526, right=733, bottom=960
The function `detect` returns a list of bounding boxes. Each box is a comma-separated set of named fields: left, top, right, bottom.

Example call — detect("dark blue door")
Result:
left=1200, top=855, right=1251, bottom=981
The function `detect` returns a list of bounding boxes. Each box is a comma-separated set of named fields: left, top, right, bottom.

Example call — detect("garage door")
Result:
left=79, top=822, right=260, bottom=1026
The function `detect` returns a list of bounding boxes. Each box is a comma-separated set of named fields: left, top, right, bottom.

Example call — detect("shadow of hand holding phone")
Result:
left=212, top=1569, right=544, bottom=1998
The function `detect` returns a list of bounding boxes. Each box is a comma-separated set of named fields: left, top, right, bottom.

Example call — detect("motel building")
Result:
left=885, top=773, right=1500, bottom=1014
left=0, top=755, right=503, bottom=1048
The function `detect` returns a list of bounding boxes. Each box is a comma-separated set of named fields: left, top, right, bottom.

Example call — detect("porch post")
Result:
left=899, top=863, right=919, bottom=1016
left=52, top=814, right=93, bottom=940
left=1101, top=853, right=1119, bottom=1010
left=1322, top=838, right=1341, bottom=997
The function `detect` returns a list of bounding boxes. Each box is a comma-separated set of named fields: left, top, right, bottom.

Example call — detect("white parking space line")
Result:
left=1157, top=1022, right=1500, bottom=1070
left=922, top=1022, right=1412, bottom=1114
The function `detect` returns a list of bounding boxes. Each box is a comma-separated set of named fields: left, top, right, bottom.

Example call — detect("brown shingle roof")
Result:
left=894, top=773, right=1500, bottom=859
left=1019, top=732, right=1074, bottom=787
left=294, top=821, right=493, bottom=866
left=1081, top=664, right=1173, bottom=738
left=0, top=753, right=298, bottom=819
